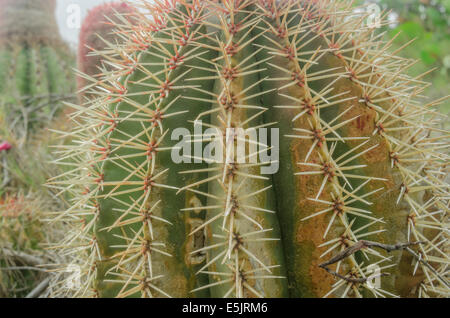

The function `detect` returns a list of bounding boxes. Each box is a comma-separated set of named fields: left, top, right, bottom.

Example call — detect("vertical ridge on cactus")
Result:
left=254, top=0, right=449, bottom=297
left=183, top=1, right=288, bottom=297
left=51, top=0, right=449, bottom=298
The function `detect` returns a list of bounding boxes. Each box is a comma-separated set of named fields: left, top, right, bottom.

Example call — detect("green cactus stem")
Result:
left=184, top=4, right=288, bottom=297
left=255, top=0, right=448, bottom=297
left=52, top=0, right=449, bottom=298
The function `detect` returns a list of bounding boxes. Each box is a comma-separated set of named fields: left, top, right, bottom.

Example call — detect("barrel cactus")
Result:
left=0, top=0, right=75, bottom=134
left=53, top=0, right=449, bottom=298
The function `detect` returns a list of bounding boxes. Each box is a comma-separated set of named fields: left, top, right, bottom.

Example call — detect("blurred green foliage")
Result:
left=357, top=0, right=450, bottom=116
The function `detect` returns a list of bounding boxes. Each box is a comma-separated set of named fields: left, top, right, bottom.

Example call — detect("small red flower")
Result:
left=0, top=141, right=12, bottom=152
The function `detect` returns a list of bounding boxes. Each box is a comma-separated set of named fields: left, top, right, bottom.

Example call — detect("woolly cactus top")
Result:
left=77, top=2, right=134, bottom=90
left=0, top=0, right=61, bottom=45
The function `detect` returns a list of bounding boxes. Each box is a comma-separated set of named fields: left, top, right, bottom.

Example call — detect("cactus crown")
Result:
left=52, top=0, right=449, bottom=298
left=0, top=0, right=60, bottom=45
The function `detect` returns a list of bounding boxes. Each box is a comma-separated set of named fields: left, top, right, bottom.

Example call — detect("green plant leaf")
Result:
left=390, top=21, right=425, bottom=40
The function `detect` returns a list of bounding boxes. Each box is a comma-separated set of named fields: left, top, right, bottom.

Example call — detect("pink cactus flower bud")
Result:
left=0, top=141, right=12, bottom=152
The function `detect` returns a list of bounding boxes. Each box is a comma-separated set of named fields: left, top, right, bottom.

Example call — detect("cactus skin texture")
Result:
left=0, top=0, right=75, bottom=129
left=77, top=2, right=135, bottom=96
left=54, top=0, right=449, bottom=298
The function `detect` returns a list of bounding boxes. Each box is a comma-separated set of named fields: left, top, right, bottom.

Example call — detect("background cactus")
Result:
left=0, top=103, right=73, bottom=297
left=0, top=0, right=60, bottom=43
left=77, top=2, right=135, bottom=99
left=52, top=0, right=449, bottom=298
left=0, top=192, right=45, bottom=297
left=0, top=0, right=75, bottom=136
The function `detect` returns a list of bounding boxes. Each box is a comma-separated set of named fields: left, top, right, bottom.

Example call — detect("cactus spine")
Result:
left=54, top=0, right=449, bottom=298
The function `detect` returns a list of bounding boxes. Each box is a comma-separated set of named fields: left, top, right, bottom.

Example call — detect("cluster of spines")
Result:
left=49, top=0, right=215, bottom=298
left=51, top=0, right=288, bottom=298
left=255, top=0, right=448, bottom=297
left=315, top=1, right=449, bottom=297
left=47, top=6, right=142, bottom=297
left=178, top=0, right=288, bottom=298
left=254, top=0, right=387, bottom=297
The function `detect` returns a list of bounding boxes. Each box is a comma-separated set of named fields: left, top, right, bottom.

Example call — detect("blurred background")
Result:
left=56, top=0, right=135, bottom=45
left=357, top=0, right=450, bottom=116
left=0, top=0, right=448, bottom=298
